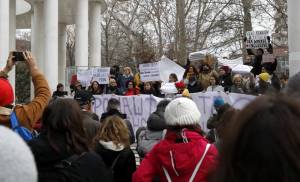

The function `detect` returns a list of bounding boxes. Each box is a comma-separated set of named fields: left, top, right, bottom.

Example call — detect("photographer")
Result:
left=0, top=51, right=51, bottom=131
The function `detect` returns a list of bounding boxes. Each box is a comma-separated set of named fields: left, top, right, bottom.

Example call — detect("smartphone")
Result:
left=12, top=51, right=26, bottom=62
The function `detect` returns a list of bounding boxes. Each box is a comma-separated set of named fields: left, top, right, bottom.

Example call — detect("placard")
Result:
left=139, top=62, right=161, bottom=82
left=246, top=30, right=269, bottom=49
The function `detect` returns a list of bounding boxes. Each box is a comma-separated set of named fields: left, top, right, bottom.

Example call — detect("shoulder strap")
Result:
left=10, top=111, right=20, bottom=129
left=189, top=144, right=211, bottom=182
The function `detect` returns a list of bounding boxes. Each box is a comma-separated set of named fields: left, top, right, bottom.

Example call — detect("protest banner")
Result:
left=262, top=54, right=275, bottom=63
left=93, top=92, right=256, bottom=133
left=92, top=67, right=110, bottom=84
left=246, top=30, right=269, bottom=49
left=139, top=62, right=161, bottom=82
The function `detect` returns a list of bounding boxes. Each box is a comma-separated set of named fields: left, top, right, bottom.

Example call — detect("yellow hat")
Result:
left=182, top=89, right=191, bottom=98
left=259, top=73, right=270, bottom=82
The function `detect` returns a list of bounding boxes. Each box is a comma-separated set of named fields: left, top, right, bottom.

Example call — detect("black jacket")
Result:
left=219, top=74, right=232, bottom=92
left=28, top=134, right=113, bottom=182
left=81, top=111, right=100, bottom=145
left=95, top=143, right=136, bottom=182
left=187, top=81, right=203, bottom=93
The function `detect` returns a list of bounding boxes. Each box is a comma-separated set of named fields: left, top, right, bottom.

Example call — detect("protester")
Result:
left=141, top=82, right=156, bottom=95
left=94, top=116, right=136, bottom=182
left=218, top=66, right=232, bottom=92
left=169, top=73, right=178, bottom=83
left=124, top=80, right=140, bottom=96
left=89, top=81, right=104, bottom=95
left=74, top=90, right=100, bottom=145
left=28, top=98, right=113, bottom=182
left=100, top=98, right=135, bottom=144
left=120, top=67, right=134, bottom=93
left=52, top=83, right=67, bottom=97
left=206, top=75, right=224, bottom=92
left=183, top=65, right=199, bottom=80
left=0, top=51, right=51, bottom=131
left=254, top=72, right=273, bottom=95
left=199, top=62, right=218, bottom=90
left=137, top=100, right=170, bottom=158
left=133, top=97, right=218, bottom=182
left=186, top=73, right=203, bottom=93
left=230, top=74, right=248, bottom=94
left=211, top=95, right=300, bottom=182
left=74, top=80, right=83, bottom=93
left=134, top=66, right=141, bottom=90
left=106, top=78, right=122, bottom=95
left=0, top=126, right=37, bottom=182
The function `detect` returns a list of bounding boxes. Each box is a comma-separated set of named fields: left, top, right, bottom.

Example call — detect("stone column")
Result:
left=44, top=0, right=58, bottom=91
left=58, top=23, right=67, bottom=85
left=288, top=0, right=300, bottom=76
left=9, top=0, right=16, bottom=92
left=75, top=0, right=89, bottom=67
left=89, top=1, right=102, bottom=67
left=32, top=1, right=45, bottom=73
left=0, top=0, right=9, bottom=68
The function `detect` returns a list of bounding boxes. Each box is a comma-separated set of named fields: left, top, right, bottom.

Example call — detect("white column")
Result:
left=58, top=23, right=67, bottom=85
left=0, top=0, right=9, bottom=68
left=288, top=0, right=300, bottom=76
left=9, top=0, right=16, bottom=92
left=44, top=0, right=58, bottom=91
left=75, top=0, right=89, bottom=67
left=89, top=1, right=101, bottom=67
left=32, top=1, right=45, bottom=73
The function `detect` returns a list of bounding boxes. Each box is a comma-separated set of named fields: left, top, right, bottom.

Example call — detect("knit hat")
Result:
left=0, top=78, right=14, bottom=106
left=74, top=90, right=95, bottom=106
left=259, top=72, right=270, bottom=82
left=164, top=97, right=201, bottom=126
left=0, top=126, right=37, bottom=182
left=214, top=97, right=225, bottom=108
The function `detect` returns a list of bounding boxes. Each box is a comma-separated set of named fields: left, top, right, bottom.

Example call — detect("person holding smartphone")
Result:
left=0, top=51, right=51, bottom=131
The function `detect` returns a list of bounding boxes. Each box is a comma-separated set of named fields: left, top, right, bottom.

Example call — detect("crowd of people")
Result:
left=53, top=44, right=286, bottom=99
left=1, top=50, right=300, bottom=182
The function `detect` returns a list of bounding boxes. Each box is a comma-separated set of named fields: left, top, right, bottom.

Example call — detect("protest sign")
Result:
left=262, top=54, right=275, bottom=63
left=77, top=68, right=93, bottom=87
left=139, top=62, right=161, bottom=82
left=246, top=30, right=269, bottom=49
left=159, top=56, right=185, bottom=83
left=92, top=67, right=110, bottom=84
left=93, top=92, right=256, bottom=133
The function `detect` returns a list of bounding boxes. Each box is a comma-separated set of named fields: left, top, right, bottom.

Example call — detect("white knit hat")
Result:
left=164, top=97, right=201, bottom=126
left=0, top=126, right=37, bottom=182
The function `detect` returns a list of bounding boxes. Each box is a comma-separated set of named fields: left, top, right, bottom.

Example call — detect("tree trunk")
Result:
left=176, top=0, right=187, bottom=66
left=241, top=0, right=253, bottom=60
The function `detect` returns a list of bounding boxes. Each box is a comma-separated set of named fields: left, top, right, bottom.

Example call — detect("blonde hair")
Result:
left=232, top=74, right=243, bottom=84
left=94, top=116, right=130, bottom=148
left=123, top=67, right=133, bottom=75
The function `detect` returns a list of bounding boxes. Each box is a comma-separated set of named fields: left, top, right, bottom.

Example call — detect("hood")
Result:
left=153, top=130, right=217, bottom=179
left=99, top=140, right=124, bottom=151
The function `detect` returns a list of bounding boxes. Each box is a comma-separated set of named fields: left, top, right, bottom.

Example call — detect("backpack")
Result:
left=10, top=111, right=34, bottom=142
left=137, top=130, right=163, bottom=158
left=40, top=152, right=114, bottom=182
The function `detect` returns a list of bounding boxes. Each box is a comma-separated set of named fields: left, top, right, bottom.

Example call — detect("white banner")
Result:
left=139, top=62, right=161, bottom=82
left=262, top=54, right=275, bottom=63
left=93, top=92, right=255, bottom=133
left=246, top=30, right=269, bottom=49
left=77, top=68, right=93, bottom=87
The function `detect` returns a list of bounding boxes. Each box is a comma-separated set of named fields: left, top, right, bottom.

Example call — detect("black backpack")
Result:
left=39, top=152, right=114, bottom=182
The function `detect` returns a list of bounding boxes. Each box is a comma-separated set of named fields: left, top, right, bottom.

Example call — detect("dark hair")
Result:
left=56, top=83, right=64, bottom=90
left=107, top=98, right=121, bottom=111
left=183, top=65, right=199, bottom=79
left=126, top=80, right=135, bottom=88
left=156, top=100, right=171, bottom=110
left=167, top=124, right=205, bottom=138
left=169, top=73, right=178, bottom=82
left=212, top=95, right=300, bottom=182
left=41, top=98, right=88, bottom=154
left=91, top=81, right=103, bottom=94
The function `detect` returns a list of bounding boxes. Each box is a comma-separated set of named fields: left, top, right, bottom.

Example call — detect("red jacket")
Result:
left=133, top=130, right=218, bottom=182
left=125, top=88, right=140, bottom=96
